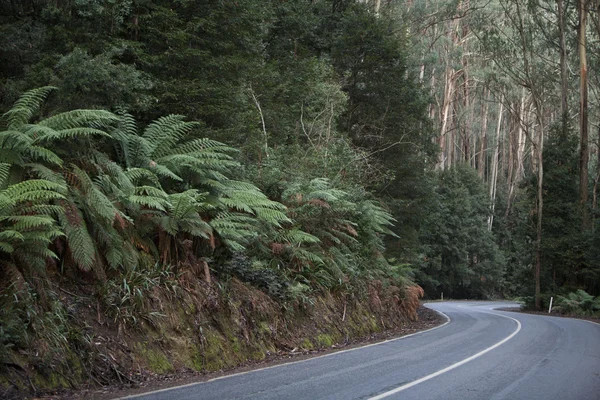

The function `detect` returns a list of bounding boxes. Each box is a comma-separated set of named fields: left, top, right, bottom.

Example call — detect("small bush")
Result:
left=554, top=289, right=600, bottom=316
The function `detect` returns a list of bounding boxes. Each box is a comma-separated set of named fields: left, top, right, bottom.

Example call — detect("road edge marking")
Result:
left=368, top=310, right=522, bottom=400
left=117, top=307, right=450, bottom=399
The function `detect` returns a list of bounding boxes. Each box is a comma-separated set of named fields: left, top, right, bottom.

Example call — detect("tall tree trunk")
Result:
left=463, top=67, right=471, bottom=165
left=579, top=0, right=590, bottom=229
left=488, top=101, right=503, bottom=231
left=439, top=67, right=455, bottom=169
left=534, top=124, right=544, bottom=310
left=593, top=126, right=600, bottom=221
left=478, top=89, right=489, bottom=178
left=558, top=0, right=569, bottom=137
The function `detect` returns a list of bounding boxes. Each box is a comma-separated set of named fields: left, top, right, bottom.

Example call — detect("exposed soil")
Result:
left=40, top=306, right=444, bottom=400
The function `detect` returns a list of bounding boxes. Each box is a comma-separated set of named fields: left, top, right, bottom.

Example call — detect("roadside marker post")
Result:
left=548, top=297, right=553, bottom=313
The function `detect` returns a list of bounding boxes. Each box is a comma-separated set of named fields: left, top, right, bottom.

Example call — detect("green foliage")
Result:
left=0, top=1, right=437, bottom=381
left=0, top=281, right=70, bottom=364
left=554, top=290, right=600, bottom=316
left=417, top=165, right=506, bottom=299
left=99, top=263, right=179, bottom=329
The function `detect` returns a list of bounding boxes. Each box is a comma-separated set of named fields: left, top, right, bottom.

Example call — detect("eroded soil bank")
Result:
left=1, top=278, right=442, bottom=400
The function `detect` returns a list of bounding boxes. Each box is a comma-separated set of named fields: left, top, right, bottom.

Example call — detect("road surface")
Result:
left=121, top=301, right=600, bottom=400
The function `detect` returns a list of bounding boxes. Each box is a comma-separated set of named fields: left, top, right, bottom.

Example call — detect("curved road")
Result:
left=122, top=302, right=600, bottom=400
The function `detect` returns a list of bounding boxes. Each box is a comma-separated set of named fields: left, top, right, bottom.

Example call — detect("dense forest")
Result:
left=1, top=0, right=600, bottom=394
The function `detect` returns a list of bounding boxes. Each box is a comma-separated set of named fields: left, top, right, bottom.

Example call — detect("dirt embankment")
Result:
left=1, top=278, right=443, bottom=400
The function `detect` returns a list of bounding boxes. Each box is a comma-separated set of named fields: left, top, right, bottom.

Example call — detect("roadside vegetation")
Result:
left=1, top=0, right=600, bottom=396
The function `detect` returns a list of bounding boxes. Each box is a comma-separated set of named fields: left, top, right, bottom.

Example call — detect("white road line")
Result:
left=118, top=308, right=451, bottom=399
left=368, top=311, right=522, bottom=400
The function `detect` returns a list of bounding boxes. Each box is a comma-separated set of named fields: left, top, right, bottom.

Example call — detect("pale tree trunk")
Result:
left=477, top=89, right=488, bottom=179
left=579, top=0, right=590, bottom=229
left=516, top=89, right=527, bottom=179
left=429, top=67, right=436, bottom=120
left=463, top=67, right=471, bottom=165
left=439, top=67, right=456, bottom=169
left=488, top=101, right=503, bottom=231
left=506, top=89, right=527, bottom=217
left=506, top=113, right=514, bottom=210
left=478, top=88, right=489, bottom=178
left=558, top=0, right=569, bottom=136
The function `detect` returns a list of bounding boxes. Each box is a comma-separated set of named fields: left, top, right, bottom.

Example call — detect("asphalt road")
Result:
left=122, top=302, right=600, bottom=400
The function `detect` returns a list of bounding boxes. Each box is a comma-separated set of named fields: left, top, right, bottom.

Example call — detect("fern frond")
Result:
left=25, top=145, right=63, bottom=166
left=128, top=195, right=169, bottom=211
left=39, top=109, right=119, bottom=130
left=34, top=127, right=111, bottom=143
left=278, top=229, right=321, bottom=245
left=4, top=179, right=66, bottom=203
left=2, top=86, right=56, bottom=130
left=0, top=163, right=10, bottom=186
left=0, top=129, right=32, bottom=148
left=25, top=163, right=68, bottom=189
left=0, top=230, right=25, bottom=243
left=59, top=208, right=96, bottom=272
left=292, top=248, right=324, bottom=266
left=125, top=168, right=162, bottom=186
left=149, top=164, right=183, bottom=182
left=2, top=215, right=56, bottom=231
left=0, top=241, right=15, bottom=253
left=163, top=138, right=233, bottom=156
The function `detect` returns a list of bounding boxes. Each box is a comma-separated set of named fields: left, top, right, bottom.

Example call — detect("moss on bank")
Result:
left=0, top=278, right=422, bottom=398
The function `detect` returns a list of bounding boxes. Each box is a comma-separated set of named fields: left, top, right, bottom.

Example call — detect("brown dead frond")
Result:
left=270, top=242, right=285, bottom=255
left=307, top=199, right=330, bottom=208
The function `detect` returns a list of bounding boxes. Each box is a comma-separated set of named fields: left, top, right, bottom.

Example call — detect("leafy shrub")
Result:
left=219, top=254, right=290, bottom=301
left=554, top=289, right=600, bottom=316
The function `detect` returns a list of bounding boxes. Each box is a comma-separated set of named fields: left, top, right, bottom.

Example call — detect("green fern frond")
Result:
left=122, top=135, right=151, bottom=168
left=125, top=168, right=161, bottom=186
left=163, top=138, right=233, bottom=156
left=278, top=229, right=320, bottom=245
left=39, top=109, right=119, bottom=130
left=135, top=185, right=168, bottom=199
left=0, top=163, right=9, bottom=186
left=0, top=241, right=15, bottom=253
left=0, top=129, right=32, bottom=148
left=4, top=179, right=66, bottom=203
left=25, top=164, right=68, bottom=189
left=2, top=215, right=56, bottom=230
left=19, top=204, right=64, bottom=216
left=69, top=165, right=118, bottom=223
left=115, top=113, right=138, bottom=136
left=149, top=164, right=183, bottom=182
left=59, top=209, right=97, bottom=272
left=253, top=207, right=291, bottom=226
left=34, top=127, right=111, bottom=143
left=25, top=145, right=63, bottom=166
left=292, top=248, right=324, bottom=266
left=0, top=230, right=25, bottom=243
left=128, top=195, right=169, bottom=212
left=2, top=86, right=56, bottom=130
